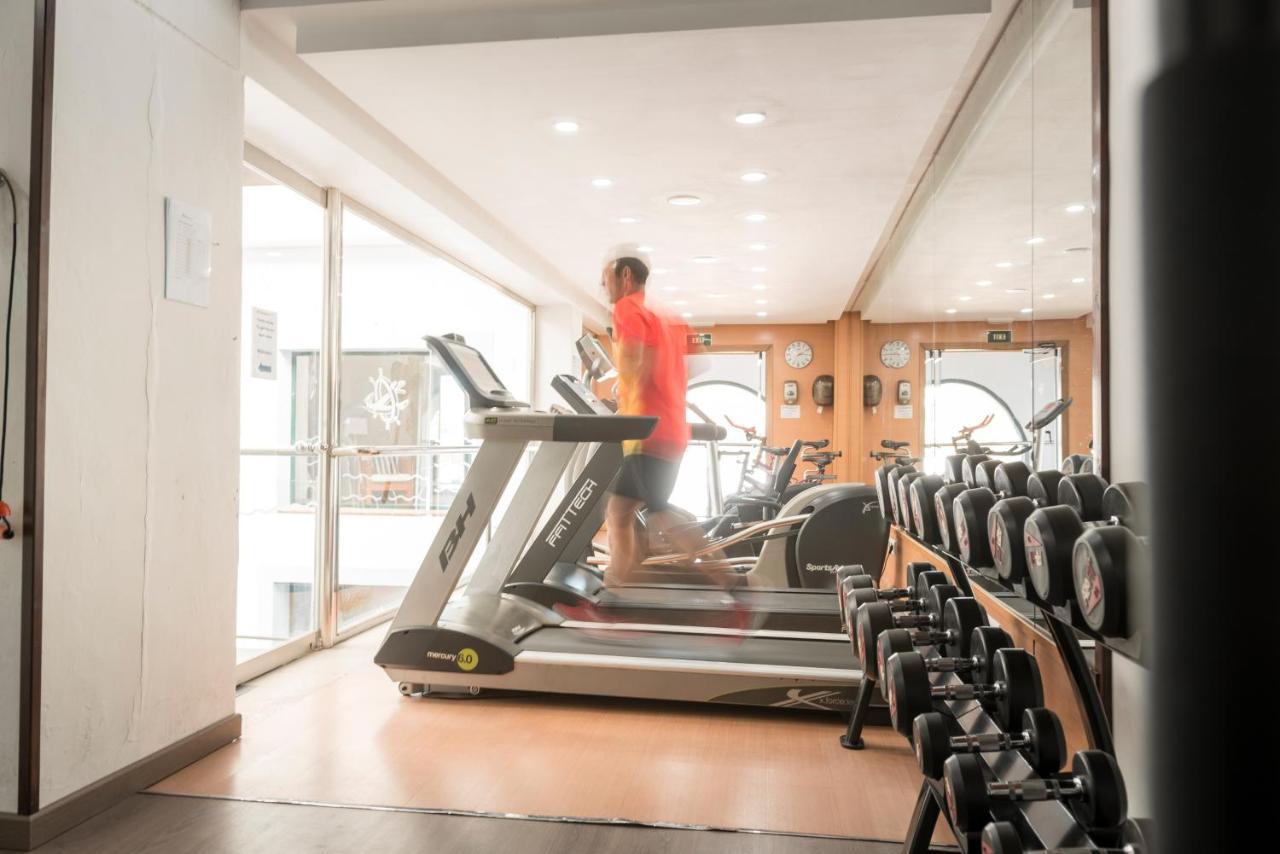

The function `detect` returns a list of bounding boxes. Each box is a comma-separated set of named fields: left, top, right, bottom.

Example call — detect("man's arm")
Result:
left=615, top=337, right=652, bottom=391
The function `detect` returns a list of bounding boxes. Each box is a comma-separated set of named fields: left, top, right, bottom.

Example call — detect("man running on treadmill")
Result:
left=599, top=250, right=713, bottom=588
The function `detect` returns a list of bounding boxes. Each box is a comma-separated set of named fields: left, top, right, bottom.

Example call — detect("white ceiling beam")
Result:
left=262, top=0, right=991, bottom=54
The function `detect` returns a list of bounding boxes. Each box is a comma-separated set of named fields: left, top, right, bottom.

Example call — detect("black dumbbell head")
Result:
left=876, top=628, right=915, bottom=702
left=886, top=651, right=933, bottom=737
left=1026, top=469, right=1064, bottom=506
left=896, top=472, right=925, bottom=530
left=989, top=496, right=1036, bottom=582
left=969, top=625, right=1013, bottom=685
left=885, top=465, right=915, bottom=525
left=913, top=569, right=949, bottom=599
left=1072, top=526, right=1133, bottom=637
left=1023, top=505, right=1086, bottom=605
left=909, top=475, right=946, bottom=542
left=954, top=487, right=997, bottom=566
left=1070, top=749, right=1129, bottom=831
left=987, top=648, right=1044, bottom=731
left=1058, top=473, right=1109, bottom=521
left=943, top=454, right=965, bottom=485
left=1101, top=481, right=1147, bottom=535
left=924, top=583, right=960, bottom=621
left=943, top=753, right=991, bottom=832
left=873, top=464, right=893, bottom=519
left=941, top=597, right=986, bottom=659
left=961, top=455, right=992, bottom=488
left=912, top=711, right=954, bottom=778
left=1021, top=707, right=1067, bottom=777
left=992, top=461, right=1031, bottom=497
left=854, top=601, right=896, bottom=677
left=974, top=459, right=1003, bottom=492
left=906, top=562, right=935, bottom=590
left=934, top=483, right=967, bottom=552
left=979, top=822, right=1025, bottom=854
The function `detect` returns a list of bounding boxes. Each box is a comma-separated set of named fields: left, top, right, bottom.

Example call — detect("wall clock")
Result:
left=784, top=340, right=813, bottom=369
left=880, top=339, right=910, bottom=369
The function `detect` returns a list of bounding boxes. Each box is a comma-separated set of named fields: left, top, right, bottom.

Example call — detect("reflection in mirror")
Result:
left=855, top=0, right=1095, bottom=518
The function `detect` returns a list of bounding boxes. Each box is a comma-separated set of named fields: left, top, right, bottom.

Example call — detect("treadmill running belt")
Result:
left=524, top=626, right=857, bottom=669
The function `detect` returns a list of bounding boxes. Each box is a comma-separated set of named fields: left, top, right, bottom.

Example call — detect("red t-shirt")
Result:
left=612, top=292, right=688, bottom=460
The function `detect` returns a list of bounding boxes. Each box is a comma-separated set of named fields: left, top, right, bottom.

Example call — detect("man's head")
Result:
left=601, top=256, right=649, bottom=304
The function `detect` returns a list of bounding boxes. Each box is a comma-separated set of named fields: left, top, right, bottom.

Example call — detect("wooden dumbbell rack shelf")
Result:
left=873, top=524, right=1128, bottom=852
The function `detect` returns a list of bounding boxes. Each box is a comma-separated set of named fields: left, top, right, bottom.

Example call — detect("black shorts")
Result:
left=611, top=454, right=680, bottom=512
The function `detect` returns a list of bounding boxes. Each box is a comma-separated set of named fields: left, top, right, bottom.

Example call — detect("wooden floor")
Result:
left=22, top=793, right=907, bottom=853
left=151, top=627, right=945, bottom=844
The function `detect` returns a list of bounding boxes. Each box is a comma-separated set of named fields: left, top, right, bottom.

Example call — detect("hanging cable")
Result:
left=0, top=168, right=17, bottom=538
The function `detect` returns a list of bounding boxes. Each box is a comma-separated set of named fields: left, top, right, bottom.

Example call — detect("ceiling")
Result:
left=857, top=2, right=1094, bottom=323
left=245, top=1, right=992, bottom=323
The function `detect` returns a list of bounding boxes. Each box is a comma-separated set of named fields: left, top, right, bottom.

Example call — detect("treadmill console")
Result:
left=1027, top=396, right=1073, bottom=431
left=575, top=333, right=617, bottom=381
left=425, top=334, right=528, bottom=409
left=552, top=374, right=613, bottom=416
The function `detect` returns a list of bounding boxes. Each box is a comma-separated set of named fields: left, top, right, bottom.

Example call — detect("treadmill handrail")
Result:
left=641, top=513, right=810, bottom=565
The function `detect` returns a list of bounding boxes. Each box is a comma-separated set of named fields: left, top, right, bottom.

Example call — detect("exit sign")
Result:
left=987, top=330, right=1013, bottom=344
left=687, top=332, right=712, bottom=347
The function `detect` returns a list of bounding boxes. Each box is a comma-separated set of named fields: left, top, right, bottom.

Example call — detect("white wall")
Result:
left=1106, top=0, right=1160, bottom=820
left=0, top=0, right=34, bottom=817
left=533, top=304, right=584, bottom=410
left=39, top=0, right=242, bottom=805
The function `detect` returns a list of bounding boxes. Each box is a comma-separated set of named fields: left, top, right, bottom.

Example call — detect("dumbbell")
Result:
left=1071, top=525, right=1142, bottom=636
left=1023, top=480, right=1145, bottom=607
left=913, top=706, right=1066, bottom=779
left=933, top=480, right=969, bottom=552
left=851, top=582, right=962, bottom=677
left=943, top=454, right=966, bottom=484
left=952, top=485, right=998, bottom=566
left=1061, top=453, right=1094, bottom=475
left=944, top=749, right=1128, bottom=834
left=987, top=469, right=1071, bottom=583
left=896, top=471, right=926, bottom=530
left=884, top=463, right=918, bottom=526
left=885, top=647, right=1042, bottom=736
left=875, top=623, right=1009, bottom=701
left=961, top=454, right=993, bottom=487
left=980, top=819, right=1148, bottom=854
left=907, top=474, right=947, bottom=543
left=838, top=563, right=937, bottom=626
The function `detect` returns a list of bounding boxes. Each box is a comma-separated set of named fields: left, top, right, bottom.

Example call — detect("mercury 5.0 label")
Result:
left=439, top=493, right=477, bottom=572
left=546, top=478, right=598, bottom=548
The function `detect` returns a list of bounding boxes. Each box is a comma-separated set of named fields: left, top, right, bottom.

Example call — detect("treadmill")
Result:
left=375, top=335, right=865, bottom=713
left=502, top=373, right=849, bottom=633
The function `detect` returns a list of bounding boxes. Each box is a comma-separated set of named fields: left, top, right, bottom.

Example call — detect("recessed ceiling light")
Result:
left=708, top=293, right=727, bottom=299
left=754, top=299, right=768, bottom=305
left=1065, top=203, right=1087, bottom=214
left=672, top=299, right=688, bottom=306
left=661, top=286, right=678, bottom=293
left=1071, top=277, right=1087, bottom=283
left=751, top=266, right=767, bottom=273
left=740, top=171, right=768, bottom=183
left=744, top=212, right=769, bottom=223
left=995, top=261, right=1014, bottom=268
left=1020, top=307, right=1033, bottom=314
left=266, top=251, right=282, bottom=257
left=618, top=216, right=639, bottom=224
left=681, top=312, right=693, bottom=318
left=1043, top=293, right=1056, bottom=300
left=749, top=242, right=769, bottom=251
left=691, top=256, right=718, bottom=264
left=653, top=267, right=669, bottom=274
left=591, top=177, right=613, bottom=188
left=755, top=311, right=768, bottom=317
left=636, top=244, right=654, bottom=252
left=1005, top=288, right=1028, bottom=294
left=976, top=280, right=993, bottom=287
left=945, top=308, right=958, bottom=315
left=668, top=194, right=702, bottom=207
left=1025, top=236, right=1046, bottom=245
left=958, top=295, right=972, bottom=302
left=735, top=111, right=767, bottom=126
left=553, top=120, right=580, bottom=134
left=751, top=284, right=767, bottom=291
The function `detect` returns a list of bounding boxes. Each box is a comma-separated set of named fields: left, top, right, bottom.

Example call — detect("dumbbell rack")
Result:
left=886, top=532, right=1124, bottom=851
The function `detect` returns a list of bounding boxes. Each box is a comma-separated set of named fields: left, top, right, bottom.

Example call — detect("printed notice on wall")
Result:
left=164, top=197, right=213, bottom=307
left=780, top=405, right=801, bottom=420
left=894, top=405, right=913, bottom=420
left=251, top=308, right=278, bottom=380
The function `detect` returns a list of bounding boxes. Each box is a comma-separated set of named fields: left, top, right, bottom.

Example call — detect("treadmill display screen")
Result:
left=450, top=344, right=508, bottom=396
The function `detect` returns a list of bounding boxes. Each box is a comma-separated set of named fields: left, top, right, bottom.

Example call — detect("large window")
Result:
left=236, top=153, right=534, bottom=677
left=237, top=164, right=325, bottom=667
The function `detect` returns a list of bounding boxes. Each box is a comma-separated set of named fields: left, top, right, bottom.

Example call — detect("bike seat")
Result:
left=762, top=446, right=789, bottom=457
left=802, top=439, right=830, bottom=450
left=881, top=440, right=910, bottom=450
